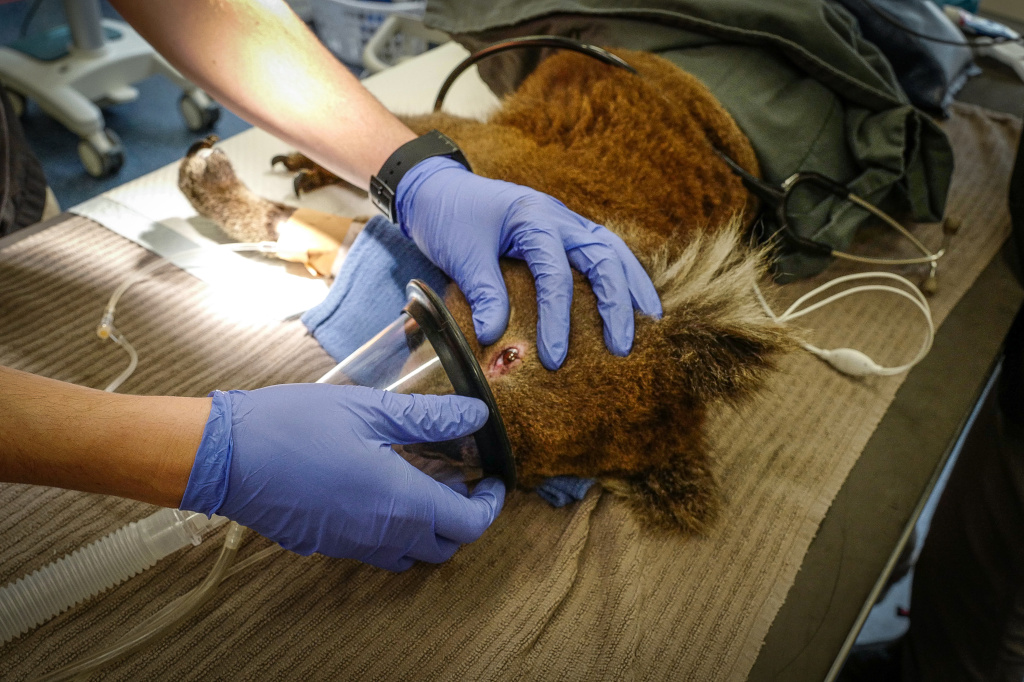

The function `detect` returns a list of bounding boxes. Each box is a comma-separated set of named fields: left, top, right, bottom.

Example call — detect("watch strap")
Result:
left=370, top=130, right=472, bottom=224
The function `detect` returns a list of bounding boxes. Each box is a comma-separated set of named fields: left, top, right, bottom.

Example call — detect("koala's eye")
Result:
left=488, top=345, right=524, bottom=377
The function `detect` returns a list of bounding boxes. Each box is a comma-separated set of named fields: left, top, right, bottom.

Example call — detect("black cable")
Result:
left=19, top=0, right=46, bottom=38
left=434, top=36, right=637, bottom=112
left=854, top=0, right=1022, bottom=47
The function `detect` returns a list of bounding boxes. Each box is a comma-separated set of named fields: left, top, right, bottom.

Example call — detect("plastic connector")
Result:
left=812, top=347, right=885, bottom=377
left=920, top=275, right=939, bottom=296
left=95, top=312, right=115, bottom=340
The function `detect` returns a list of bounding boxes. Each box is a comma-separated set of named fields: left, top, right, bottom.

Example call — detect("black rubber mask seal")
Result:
left=403, top=279, right=516, bottom=487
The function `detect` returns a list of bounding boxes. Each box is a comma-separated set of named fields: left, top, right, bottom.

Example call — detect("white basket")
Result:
left=312, top=0, right=427, bottom=67
left=362, top=15, right=449, bottom=74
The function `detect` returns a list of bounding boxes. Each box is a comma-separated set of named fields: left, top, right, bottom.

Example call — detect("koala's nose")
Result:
left=402, top=435, right=482, bottom=468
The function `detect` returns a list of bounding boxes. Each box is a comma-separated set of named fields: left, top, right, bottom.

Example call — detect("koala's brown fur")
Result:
left=179, top=49, right=795, bottom=533
left=179, top=137, right=295, bottom=243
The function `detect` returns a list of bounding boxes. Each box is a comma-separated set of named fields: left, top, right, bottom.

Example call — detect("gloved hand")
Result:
left=396, top=157, right=663, bottom=370
left=180, top=384, right=505, bottom=571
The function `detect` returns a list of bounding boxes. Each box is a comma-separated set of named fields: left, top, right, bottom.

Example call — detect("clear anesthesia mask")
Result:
left=317, top=279, right=517, bottom=487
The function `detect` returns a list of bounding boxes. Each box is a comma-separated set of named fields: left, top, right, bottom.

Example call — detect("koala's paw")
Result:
left=179, top=136, right=294, bottom=243
left=271, top=152, right=362, bottom=198
left=601, top=462, right=720, bottom=535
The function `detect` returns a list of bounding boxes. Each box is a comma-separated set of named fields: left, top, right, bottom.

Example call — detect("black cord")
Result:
left=433, top=36, right=637, bottom=112
left=854, top=0, right=1023, bottom=47
left=19, top=0, right=47, bottom=38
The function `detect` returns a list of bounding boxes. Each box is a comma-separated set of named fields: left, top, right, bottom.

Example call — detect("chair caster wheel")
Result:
left=78, top=129, right=125, bottom=178
left=180, top=91, right=220, bottom=132
left=5, top=89, right=26, bottom=118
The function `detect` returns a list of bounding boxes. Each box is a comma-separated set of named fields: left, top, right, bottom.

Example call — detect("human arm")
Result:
left=108, top=0, right=414, bottom=190
left=108, top=0, right=663, bottom=367
left=0, top=367, right=504, bottom=569
left=0, top=365, right=206, bottom=507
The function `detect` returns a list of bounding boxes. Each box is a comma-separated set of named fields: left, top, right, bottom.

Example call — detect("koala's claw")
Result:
left=271, top=151, right=349, bottom=196
left=292, top=169, right=339, bottom=197
left=293, top=170, right=313, bottom=197
left=186, top=134, right=219, bottom=157
left=271, top=151, right=319, bottom=172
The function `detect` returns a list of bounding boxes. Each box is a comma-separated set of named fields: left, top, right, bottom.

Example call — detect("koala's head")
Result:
left=434, top=220, right=794, bottom=533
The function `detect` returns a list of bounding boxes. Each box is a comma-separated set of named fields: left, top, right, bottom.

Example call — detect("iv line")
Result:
left=96, top=241, right=279, bottom=392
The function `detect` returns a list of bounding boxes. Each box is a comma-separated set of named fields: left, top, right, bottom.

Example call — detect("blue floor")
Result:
left=1, top=0, right=252, bottom=209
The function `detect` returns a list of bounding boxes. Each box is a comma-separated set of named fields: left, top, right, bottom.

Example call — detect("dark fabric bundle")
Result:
left=423, top=0, right=956, bottom=280
left=0, top=84, right=46, bottom=237
left=833, top=0, right=976, bottom=115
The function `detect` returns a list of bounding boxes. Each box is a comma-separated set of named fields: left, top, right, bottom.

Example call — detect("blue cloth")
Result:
left=534, top=476, right=597, bottom=507
left=302, top=215, right=595, bottom=507
left=302, top=216, right=449, bottom=363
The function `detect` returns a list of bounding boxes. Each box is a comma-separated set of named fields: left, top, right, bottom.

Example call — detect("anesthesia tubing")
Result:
left=0, top=243, right=280, bottom=680
left=33, top=523, right=247, bottom=682
left=0, top=509, right=228, bottom=645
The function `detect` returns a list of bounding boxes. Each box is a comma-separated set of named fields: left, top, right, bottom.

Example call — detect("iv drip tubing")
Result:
left=96, top=242, right=278, bottom=392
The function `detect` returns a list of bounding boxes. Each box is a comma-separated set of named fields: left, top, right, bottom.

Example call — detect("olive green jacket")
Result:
left=424, top=0, right=954, bottom=279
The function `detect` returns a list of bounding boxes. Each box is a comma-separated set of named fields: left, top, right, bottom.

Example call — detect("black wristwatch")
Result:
left=370, top=130, right=472, bottom=224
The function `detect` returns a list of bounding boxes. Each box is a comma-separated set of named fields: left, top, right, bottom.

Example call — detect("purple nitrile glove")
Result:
left=395, top=157, right=662, bottom=370
left=181, top=384, right=505, bottom=572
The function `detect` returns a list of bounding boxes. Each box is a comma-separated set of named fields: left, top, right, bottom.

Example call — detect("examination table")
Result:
left=1, top=43, right=1021, bottom=681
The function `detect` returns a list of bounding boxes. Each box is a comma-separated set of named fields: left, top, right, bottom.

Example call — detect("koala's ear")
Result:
left=660, top=310, right=790, bottom=406
left=601, top=445, right=720, bottom=534
left=639, top=221, right=794, bottom=405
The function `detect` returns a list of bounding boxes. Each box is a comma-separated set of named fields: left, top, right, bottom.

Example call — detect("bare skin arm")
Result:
left=108, top=0, right=416, bottom=190
left=0, top=366, right=209, bottom=508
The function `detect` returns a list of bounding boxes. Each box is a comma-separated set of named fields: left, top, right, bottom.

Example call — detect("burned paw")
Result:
left=179, top=141, right=295, bottom=243
left=401, top=436, right=482, bottom=468
left=395, top=437, right=484, bottom=486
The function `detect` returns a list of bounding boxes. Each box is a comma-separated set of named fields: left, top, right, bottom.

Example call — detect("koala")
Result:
left=179, top=48, right=795, bottom=534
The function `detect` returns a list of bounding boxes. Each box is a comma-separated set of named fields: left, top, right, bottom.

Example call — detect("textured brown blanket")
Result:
left=0, top=103, right=1018, bottom=681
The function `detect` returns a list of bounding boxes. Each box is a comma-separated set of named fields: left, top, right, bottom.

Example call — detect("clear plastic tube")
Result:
left=0, top=508, right=226, bottom=645
left=96, top=242, right=278, bottom=392
left=33, top=523, right=245, bottom=682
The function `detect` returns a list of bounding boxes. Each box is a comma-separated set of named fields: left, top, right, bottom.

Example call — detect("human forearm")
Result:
left=0, top=366, right=210, bottom=508
left=109, top=0, right=416, bottom=189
